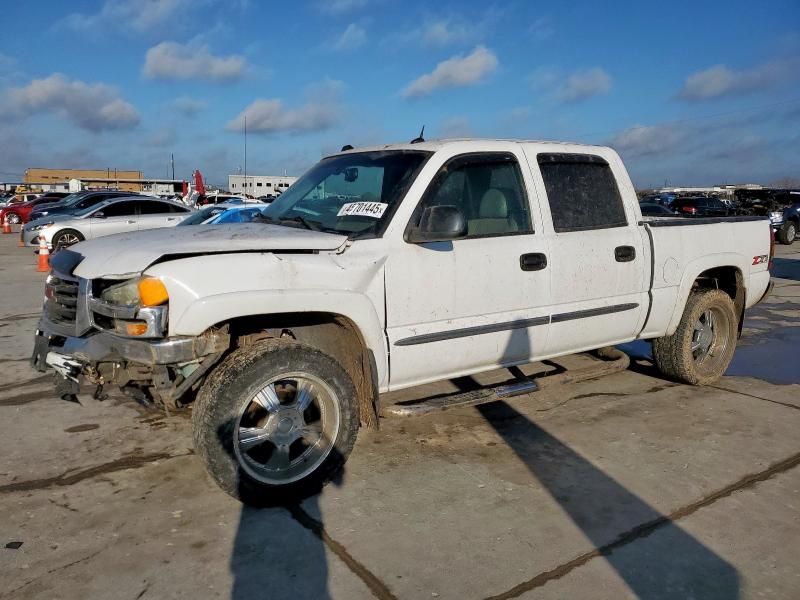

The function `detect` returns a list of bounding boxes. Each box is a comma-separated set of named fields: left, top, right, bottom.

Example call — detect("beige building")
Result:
left=24, top=168, right=144, bottom=192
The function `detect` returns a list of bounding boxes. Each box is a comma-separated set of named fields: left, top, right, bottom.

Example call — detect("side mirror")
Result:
left=344, top=167, right=359, bottom=183
left=406, top=205, right=467, bottom=243
left=93, top=211, right=106, bottom=219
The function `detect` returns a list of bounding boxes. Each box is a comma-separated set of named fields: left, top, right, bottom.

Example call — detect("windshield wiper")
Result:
left=278, top=216, right=321, bottom=231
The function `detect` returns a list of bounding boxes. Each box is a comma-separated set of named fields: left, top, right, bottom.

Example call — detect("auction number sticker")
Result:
left=337, top=202, right=388, bottom=218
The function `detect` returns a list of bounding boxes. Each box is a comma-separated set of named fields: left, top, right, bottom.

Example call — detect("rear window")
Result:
left=538, top=153, right=627, bottom=233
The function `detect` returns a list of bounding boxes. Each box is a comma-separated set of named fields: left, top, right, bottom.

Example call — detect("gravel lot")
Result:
left=1, top=232, right=799, bottom=600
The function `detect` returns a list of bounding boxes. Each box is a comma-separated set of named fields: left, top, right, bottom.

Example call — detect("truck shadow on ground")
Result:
left=476, top=326, right=740, bottom=598
left=770, top=257, right=800, bottom=282
left=476, top=401, right=739, bottom=599
left=217, top=420, right=343, bottom=600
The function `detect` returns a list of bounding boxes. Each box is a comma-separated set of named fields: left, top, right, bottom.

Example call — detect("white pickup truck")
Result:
left=32, top=139, right=773, bottom=503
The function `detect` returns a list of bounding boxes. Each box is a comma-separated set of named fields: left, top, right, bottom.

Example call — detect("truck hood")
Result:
left=65, top=224, right=349, bottom=279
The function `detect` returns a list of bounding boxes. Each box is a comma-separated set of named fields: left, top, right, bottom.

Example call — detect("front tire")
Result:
left=652, top=289, right=738, bottom=385
left=777, top=221, right=796, bottom=245
left=7, top=212, right=20, bottom=224
left=52, top=229, right=84, bottom=251
left=192, top=338, right=359, bottom=505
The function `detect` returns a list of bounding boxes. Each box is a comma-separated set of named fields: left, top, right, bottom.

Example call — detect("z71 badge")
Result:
left=752, top=255, right=769, bottom=265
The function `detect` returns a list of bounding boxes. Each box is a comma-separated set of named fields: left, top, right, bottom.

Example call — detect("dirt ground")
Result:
left=1, top=232, right=799, bottom=600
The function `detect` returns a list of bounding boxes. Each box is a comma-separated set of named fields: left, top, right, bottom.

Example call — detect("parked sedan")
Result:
left=206, top=205, right=268, bottom=224
left=23, top=197, right=192, bottom=250
left=671, top=197, right=730, bottom=217
left=28, top=190, right=137, bottom=222
left=639, top=203, right=676, bottom=217
left=0, top=193, right=71, bottom=224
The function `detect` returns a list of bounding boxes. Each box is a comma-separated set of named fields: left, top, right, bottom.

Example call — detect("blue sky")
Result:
left=0, top=0, right=798, bottom=188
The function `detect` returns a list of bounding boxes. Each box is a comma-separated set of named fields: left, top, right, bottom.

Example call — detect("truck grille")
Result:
left=45, top=274, right=79, bottom=326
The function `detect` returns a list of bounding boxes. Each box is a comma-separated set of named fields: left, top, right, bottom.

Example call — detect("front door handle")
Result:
left=520, top=253, right=547, bottom=271
left=615, top=246, right=636, bottom=262
left=126, top=220, right=136, bottom=224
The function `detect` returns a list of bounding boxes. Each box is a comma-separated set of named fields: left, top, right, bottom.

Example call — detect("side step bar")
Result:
left=381, top=347, right=630, bottom=418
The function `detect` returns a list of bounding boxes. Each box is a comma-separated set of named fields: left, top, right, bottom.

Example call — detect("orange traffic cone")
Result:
left=2, top=215, right=11, bottom=234
left=36, top=235, right=50, bottom=273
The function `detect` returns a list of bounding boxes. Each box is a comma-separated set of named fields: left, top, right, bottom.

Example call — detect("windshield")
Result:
left=211, top=207, right=266, bottom=224
left=73, top=200, right=109, bottom=217
left=263, top=150, right=431, bottom=237
left=178, top=206, right=224, bottom=225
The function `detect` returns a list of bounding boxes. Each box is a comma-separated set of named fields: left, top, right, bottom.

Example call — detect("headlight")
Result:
left=101, top=276, right=169, bottom=307
left=30, top=222, right=55, bottom=231
left=769, top=211, right=783, bottom=221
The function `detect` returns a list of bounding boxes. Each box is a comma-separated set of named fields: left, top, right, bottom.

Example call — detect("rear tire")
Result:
left=777, top=221, right=796, bottom=245
left=52, top=229, right=84, bottom=251
left=192, top=338, right=359, bottom=505
left=652, top=289, right=738, bottom=385
left=7, top=212, right=20, bottom=224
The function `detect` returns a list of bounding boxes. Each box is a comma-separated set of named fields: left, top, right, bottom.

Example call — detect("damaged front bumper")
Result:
left=32, top=315, right=230, bottom=406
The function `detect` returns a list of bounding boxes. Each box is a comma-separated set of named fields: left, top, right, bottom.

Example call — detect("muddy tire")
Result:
left=52, top=229, right=84, bottom=251
left=777, top=221, right=796, bottom=245
left=192, top=338, right=359, bottom=505
left=652, top=289, right=738, bottom=385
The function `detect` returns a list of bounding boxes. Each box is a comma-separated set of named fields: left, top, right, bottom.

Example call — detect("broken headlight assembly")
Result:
left=97, top=277, right=169, bottom=337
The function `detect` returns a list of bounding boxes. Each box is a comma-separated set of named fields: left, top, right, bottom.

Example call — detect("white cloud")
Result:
left=402, top=45, right=498, bottom=99
left=0, top=74, right=139, bottom=132
left=530, top=17, right=554, bottom=41
left=172, top=96, right=207, bottom=117
left=61, top=0, right=191, bottom=33
left=438, top=117, right=472, bottom=138
left=530, top=66, right=611, bottom=103
left=143, top=41, right=247, bottom=82
left=334, top=23, right=367, bottom=50
left=677, top=57, right=800, bottom=101
left=319, top=0, right=370, bottom=14
left=608, top=124, right=688, bottom=158
left=420, top=18, right=477, bottom=47
left=226, top=80, right=344, bottom=135
left=558, top=68, right=611, bottom=102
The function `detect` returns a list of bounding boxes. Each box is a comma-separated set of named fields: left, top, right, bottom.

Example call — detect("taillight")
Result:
left=769, top=228, right=775, bottom=270
left=680, top=206, right=697, bottom=214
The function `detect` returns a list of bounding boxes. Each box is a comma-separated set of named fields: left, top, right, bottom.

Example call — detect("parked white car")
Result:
left=23, top=196, right=193, bottom=250
left=32, top=139, right=772, bottom=503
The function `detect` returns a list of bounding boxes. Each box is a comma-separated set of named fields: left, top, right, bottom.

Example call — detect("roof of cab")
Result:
left=328, top=138, right=608, bottom=158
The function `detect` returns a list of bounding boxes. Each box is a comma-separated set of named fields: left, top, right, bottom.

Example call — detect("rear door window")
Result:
left=537, top=153, right=627, bottom=233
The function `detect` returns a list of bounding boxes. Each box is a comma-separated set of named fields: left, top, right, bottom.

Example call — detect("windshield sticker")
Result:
left=337, top=201, right=388, bottom=218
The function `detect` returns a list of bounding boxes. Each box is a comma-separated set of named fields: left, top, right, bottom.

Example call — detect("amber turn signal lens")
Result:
left=137, top=278, right=169, bottom=306
left=125, top=322, right=148, bottom=336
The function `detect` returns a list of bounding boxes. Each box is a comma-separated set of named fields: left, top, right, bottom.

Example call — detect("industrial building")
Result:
left=228, top=174, right=298, bottom=196
left=24, top=168, right=144, bottom=192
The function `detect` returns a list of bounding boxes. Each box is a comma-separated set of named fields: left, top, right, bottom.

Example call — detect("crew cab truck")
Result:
left=32, top=139, right=772, bottom=504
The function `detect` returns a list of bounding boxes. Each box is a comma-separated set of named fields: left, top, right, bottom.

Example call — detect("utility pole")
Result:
left=171, top=153, right=175, bottom=180
left=244, top=115, right=248, bottom=194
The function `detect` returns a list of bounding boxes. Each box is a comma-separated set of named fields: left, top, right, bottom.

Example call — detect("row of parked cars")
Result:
left=638, top=191, right=799, bottom=245
left=3, top=189, right=273, bottom=251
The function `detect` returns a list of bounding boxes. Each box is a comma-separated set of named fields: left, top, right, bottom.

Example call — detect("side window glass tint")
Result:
left=101, top=202, right=137, bottom=217
left=538, top=154, right=627, bottom=232
left=413, top=154, right=533, bottom=238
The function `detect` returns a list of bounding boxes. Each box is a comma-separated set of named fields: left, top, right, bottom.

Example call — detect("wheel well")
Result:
left=221, top=312, right=380, bottom=430
left=693, top=266, right=745, bottom=334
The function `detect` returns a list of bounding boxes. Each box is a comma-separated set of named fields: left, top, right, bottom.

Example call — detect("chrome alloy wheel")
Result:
left=233, top=372, right=340, bottom=485
left=691, top=307, right=731, bottom=370
left=54, top=232, right=81, bottom=250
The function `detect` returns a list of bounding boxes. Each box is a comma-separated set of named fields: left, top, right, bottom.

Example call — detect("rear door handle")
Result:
left=615, top=246, right=636, bottom=262
left=520, top=253, right=547, bottom=271
left=125, top=220, right=136, bottom=224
